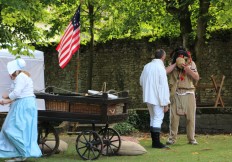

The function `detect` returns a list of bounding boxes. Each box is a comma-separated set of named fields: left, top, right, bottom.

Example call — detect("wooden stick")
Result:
left=211, top=75, right=225, bottom=107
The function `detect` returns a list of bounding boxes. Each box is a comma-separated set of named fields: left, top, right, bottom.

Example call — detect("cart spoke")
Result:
left=78, top=139, right=86, bottom=144
left=81, top=147, right=88, bottom=157
left=108, top=145, right=115, bottom=154
left=107, top=145, right=110, bottom=155
left=83, top=133, right=88, bottom=142
left=111, top=143, right=119, bottom=148
left=77, top=145, right=87, bottom=150
left=43, top=143, right=53, bottom=150
left=90, top=148, right=97, bottom=158
left=111, top=139, right=119, bottom=143
left=87, top=149, right=90, bottom=159
left=92, top=145, right=101, bottom=152
left=88, top=132, right=92, bottom=142
left=109, top=135, right=114, bottom=141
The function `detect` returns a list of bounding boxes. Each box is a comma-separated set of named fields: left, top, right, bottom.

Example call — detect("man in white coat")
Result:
left=140, top=49, right=175, bottom=148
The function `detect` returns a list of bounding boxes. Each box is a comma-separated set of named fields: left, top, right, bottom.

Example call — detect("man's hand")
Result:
left=182, top=65, right=192, bottom=74
left=163, top=105, right=169, bottom=113
left=182, top=64, right=200, bottom=81
left=166, top=63, right=176, bottom=74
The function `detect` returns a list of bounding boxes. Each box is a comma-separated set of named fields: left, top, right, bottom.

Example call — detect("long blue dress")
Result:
left=0, top=97, right=42, bottom=158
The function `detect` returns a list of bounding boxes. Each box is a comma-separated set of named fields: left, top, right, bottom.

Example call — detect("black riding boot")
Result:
left=151, top=132, right=169, bottom=149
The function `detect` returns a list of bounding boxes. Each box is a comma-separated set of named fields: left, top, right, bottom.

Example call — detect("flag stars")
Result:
left=72, top=8, right=80, bottom=30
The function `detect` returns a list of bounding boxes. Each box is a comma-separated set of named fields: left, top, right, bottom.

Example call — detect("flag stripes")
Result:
left=56, top=5, right=80, bottom=68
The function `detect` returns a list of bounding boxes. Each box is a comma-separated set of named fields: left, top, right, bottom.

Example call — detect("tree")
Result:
left=165, top=0, right=194, bottom=49
left=195, top=0, right=210, bottom=61
left=0, top=0, right=56, bottom=56
left=163, top=0, right=232, bottom=61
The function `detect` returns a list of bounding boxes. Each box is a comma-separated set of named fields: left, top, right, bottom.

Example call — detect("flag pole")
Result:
left=75, top=50, right=80, bottom=93
left=76, top=2, right=81, bottom=93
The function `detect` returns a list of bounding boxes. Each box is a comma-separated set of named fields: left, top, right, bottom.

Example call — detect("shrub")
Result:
left=113, top=109, right=170, bottom=134
left=113, top=122, right=138, bottom=135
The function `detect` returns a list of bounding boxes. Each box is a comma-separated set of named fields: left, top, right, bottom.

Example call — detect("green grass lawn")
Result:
left=5, top=133, right=232, bottom=162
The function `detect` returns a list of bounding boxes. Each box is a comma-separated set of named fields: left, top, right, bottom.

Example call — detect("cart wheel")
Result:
left=98, top=128, right=121, bottom=156
left=76, top=130, right=103, bottom=160
left=38, top=122, right=60, bottom=157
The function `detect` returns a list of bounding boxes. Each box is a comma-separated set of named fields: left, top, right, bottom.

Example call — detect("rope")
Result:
left=35, top=86, right=76, bottom=94
left=34, top=86, right=84, bottom=96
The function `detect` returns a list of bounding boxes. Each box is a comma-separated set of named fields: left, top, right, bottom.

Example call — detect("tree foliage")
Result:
left=96, top=0, right=180, bottom=42
left=0, top=0, right=55, bottom=56
left=0, top=0, right=231, bottom=57
left=208, top=0, right=232, bottom=31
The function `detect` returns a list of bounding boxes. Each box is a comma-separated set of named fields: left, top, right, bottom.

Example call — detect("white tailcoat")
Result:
left=140, top=59, right=170, bottom=106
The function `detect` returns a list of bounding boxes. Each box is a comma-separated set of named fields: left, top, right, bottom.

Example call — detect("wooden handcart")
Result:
left=35, top=92, right=130, bottom=160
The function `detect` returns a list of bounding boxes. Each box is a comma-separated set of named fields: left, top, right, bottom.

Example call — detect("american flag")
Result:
left=56, top=5, right=81, bottom=68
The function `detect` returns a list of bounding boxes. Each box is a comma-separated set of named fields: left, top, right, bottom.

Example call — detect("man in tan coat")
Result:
left=166, top=47, right=200, bottom=145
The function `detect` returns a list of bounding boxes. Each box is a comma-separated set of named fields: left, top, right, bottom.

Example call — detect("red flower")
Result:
left=179, top=70, right=186, bottom=81
left=180, top=76, right=184, bottom=81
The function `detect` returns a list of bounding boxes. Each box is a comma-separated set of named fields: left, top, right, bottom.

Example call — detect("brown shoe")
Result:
left=166, top=139, right=175, bottom=145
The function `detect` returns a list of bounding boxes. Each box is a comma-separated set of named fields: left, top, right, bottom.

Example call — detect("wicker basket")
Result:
left=45, top=100, right=125, bottom=116
left=45, top=100, right=69, bottom=112
left=69, top=103, right=124, bottom=115
left=70, top=103, right=101, bottom=115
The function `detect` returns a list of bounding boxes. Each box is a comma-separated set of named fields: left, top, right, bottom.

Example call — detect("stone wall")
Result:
left=179, top=108, right=232, bottom=134
left=197, top=31, right=232, bottom=106
left=41, top=30, right=232, bottom=108
left=137, top=108, right=232, bottom=134
left=39, top=46, right=79, bottom=94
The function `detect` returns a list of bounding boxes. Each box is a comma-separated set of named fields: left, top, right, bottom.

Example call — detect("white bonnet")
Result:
left=7, top=58, right=26, bottom=75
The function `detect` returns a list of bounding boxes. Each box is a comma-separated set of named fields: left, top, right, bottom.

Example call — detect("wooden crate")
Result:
left=107, top=103, right=124, bottom=115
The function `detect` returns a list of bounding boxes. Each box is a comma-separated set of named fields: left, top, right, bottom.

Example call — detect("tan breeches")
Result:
left=168, top=93, right=196, bottom=142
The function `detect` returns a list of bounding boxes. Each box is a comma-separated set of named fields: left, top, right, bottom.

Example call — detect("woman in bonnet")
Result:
left=0, top=58, right=42, bottom=162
